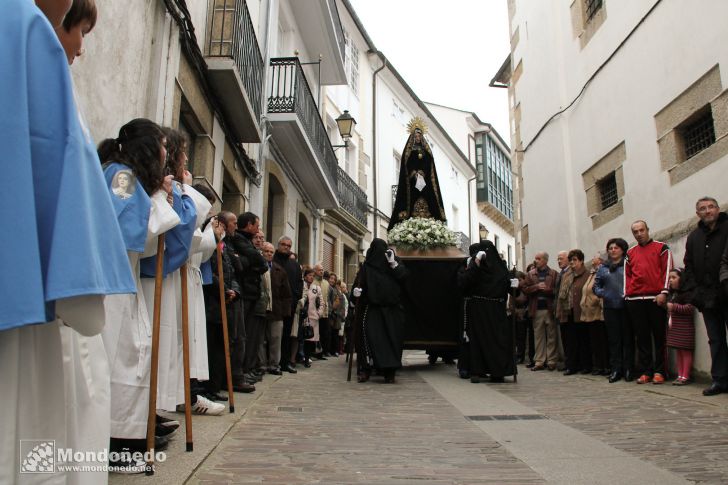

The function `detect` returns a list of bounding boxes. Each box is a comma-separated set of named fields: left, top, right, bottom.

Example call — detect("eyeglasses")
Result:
left=697, top=205, right=718, bottom=213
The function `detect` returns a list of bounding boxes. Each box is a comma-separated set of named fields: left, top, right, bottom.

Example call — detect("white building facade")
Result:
left=505, top=0, right=728, bottom=375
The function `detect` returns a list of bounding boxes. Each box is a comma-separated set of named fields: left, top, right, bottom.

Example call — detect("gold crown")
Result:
left=406, top=117, right=428, bottom=135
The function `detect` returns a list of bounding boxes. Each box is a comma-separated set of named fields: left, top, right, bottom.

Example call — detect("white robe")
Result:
left=102, top=191, right=180, bottom=438
left=188, top=223, right=216, bottom=380
left=141, top=185, right=210, bottom=411
left=0, top=295, right=105, bottom=485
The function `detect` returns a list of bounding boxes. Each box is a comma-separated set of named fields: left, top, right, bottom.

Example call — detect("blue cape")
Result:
left=103, top=162, right=152, bottom=253
left=0, top=1, right=136, bottom=330
left=140, top=184, right=197, bottom=278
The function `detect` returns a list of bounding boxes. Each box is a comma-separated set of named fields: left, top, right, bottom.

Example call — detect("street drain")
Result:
left=466, top=414, right=547, bottom=421
left=277, top=406, right=303, bottom=413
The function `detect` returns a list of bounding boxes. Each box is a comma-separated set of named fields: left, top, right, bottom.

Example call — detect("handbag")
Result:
left=302, top=320, right=315, bottom=340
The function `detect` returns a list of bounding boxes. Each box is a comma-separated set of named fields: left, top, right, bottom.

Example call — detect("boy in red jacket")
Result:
left=625, top=220, right=672, bottom=384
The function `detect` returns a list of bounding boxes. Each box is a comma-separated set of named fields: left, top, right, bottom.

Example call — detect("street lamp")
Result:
left=479, top=224, right=489, bottom=242
left=332, top=110, right=356, bottom=150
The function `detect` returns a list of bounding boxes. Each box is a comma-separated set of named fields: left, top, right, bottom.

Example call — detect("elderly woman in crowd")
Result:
left=581, top=253, right=609, bottom=376
left=593, top=238, right=633, bottom=383
left=561, top=249, right=592, bottom=375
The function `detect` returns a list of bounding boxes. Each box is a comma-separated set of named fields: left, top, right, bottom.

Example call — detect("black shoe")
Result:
left=580, top=368, right=592, bottom=375
left=489, top=376, right=505, bottom=383
left=458, top=369, right=470, bottom=379
left=608, top=372, right=622, bottom=383
left=233, top=382, right=256, bottom=393
left=303, top=360, right=312, bottom=368
left=526, top=362, right=536, bottom=368
left=268, top=368, right=283, bottom=376
left=591, top=369, right=602, bottom=376
left=563, top=369, right=578, bottom=376
left=703, top=383, right=726, bottom=396
left=282, top=364, right=298, bottom=374
left=156, top=414, right=180, bottom=431
left=203, top=392, right=228, bottom=402
left=624, top=370, right=634, bottom=382
left=470, top=376, right=480, bottom=384
left=155, top=423, right=177, bottom=438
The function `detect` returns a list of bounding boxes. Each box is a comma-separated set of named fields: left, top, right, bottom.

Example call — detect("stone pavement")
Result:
left=122, top=352, right=728, bottom=484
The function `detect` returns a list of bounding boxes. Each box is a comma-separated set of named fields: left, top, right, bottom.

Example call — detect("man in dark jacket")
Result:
left=684, top=197, right=728, bottom=396
left=204, top=213, right=254, bottom=393
left=259, top=241, right=292, bottom=375
left=226, top=212, right=268, bottom=389
left=274, top=236, right=303, bottom=373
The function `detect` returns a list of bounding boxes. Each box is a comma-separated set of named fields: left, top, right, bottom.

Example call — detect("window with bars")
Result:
left=682, top=110, right=716, bottom=159
left=597, top=172, right=618, bottom=210
left=585, top=0, right=603, bottom=20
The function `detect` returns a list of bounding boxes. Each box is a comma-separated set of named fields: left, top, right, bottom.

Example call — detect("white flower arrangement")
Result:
left=387, top=217, right=458, bottom=250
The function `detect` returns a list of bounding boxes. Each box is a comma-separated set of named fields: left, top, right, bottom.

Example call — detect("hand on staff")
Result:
left=163, top=174, right=174, bottom=204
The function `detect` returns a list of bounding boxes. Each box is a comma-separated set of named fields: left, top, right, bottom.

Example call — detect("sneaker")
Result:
left=652, top=373, right=665, bottom=384
left=636, top=374, right=652, bottom=384
left=109, top=450, right=148, bottom=475
left=176, top=395, right=225, bottom=416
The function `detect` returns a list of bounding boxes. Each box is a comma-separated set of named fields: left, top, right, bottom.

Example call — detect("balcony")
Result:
left=206, top=0, right=263, bottom=142
left=335, top=166, right=368, bottom=228
left=268, top=57, right=339, bottom=208
left=287, top=0, right=347, bottom=85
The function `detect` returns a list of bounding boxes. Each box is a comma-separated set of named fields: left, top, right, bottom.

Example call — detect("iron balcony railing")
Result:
left=337, top=166, right=367, bottom=226
left=327, top=0, right=346, bottom=63
left=268, top=57, right=338, bottom=193
left=207, top=0, right=263, bottom=122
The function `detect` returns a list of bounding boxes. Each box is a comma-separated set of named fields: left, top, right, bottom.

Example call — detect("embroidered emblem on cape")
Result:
left=111, top=170, right=136, bottom=200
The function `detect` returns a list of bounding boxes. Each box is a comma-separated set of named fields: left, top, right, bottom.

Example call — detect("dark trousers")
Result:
left=589, top=321, right=609, bottom=370
left=565, top=320, right=592, bottom=371
left=702, top=305, right=728, bottom=387
left=516, top=317, right=535, bottom=363
left=626, top=299, right=667, bottom=376
left=242, top=299, right=260, bottom=373
left=560, top=320, right=570, bottom=365
left=319, top=317, right=331, bottom=355
left=209, top=299, right=243, bottom=388
left=329, top=316, right=341, bottom=354
left=604, top=308, right=633, bottom=374
left=280, top=315, right=294, bottom=367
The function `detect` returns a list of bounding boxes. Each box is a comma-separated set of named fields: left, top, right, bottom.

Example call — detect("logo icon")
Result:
left=20, top=440, right=55, bottom=474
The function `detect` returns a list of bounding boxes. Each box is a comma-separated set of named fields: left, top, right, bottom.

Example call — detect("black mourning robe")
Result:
left=457, top=241, right=515, bottom=377
left=388, top=132, right=447, bottom=231
left=355, top=240, right=409, bottom=371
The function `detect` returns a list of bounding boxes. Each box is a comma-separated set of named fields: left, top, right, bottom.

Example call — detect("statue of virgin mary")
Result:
left=388, top=117, right=447, bottom=231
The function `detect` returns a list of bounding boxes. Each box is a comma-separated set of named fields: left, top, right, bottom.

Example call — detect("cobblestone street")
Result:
left=171, top=351, right=728, bottom=484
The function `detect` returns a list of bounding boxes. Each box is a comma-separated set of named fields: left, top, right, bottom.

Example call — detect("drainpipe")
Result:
left=253, top=0, right=276, bottom=214
left=371, top=51, right=386, bottom=238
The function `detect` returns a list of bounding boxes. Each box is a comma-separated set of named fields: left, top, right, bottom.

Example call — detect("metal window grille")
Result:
left=598, top=173, right=618, bottom=210
left=683, top=112, right=716, bottom=159
left=585, top=0, right=603, bottom=20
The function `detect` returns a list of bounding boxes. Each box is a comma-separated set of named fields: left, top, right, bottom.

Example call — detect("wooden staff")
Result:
left=511, top=270, right=519, bottom=384
left=146, top=234, right=165, bottom=475
left=216, top=242, right=235, bottom=413
left=347, top=294, right=361, bottom=382
left=180, top=263, right=194, bottom=451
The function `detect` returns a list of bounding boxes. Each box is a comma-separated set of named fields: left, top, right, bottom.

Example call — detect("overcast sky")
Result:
left=347, top=0, right=511, bottom=142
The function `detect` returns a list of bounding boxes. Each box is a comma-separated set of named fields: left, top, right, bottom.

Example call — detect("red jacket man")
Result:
left=624, top=220, right=672, bottom=384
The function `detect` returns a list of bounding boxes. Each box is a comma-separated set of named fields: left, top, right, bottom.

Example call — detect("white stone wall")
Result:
left=510, top=0, right=728, bottom=376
